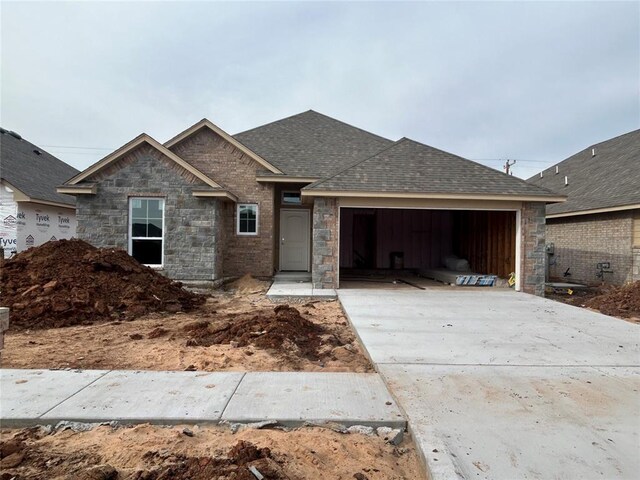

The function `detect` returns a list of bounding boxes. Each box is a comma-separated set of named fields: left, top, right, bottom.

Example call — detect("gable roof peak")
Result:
left=164, top=118, right=282, bottom=174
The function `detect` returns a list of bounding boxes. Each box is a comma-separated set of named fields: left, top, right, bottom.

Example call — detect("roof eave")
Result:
left=256, top=175, right=320, bottom=183
left=300, top=189, right=567, bottom=203
left=192, top=189, right=238, bottom=202
left=2, top=179, right=76, bottom=207
left=56, top=185, right=97, bottom=195
left=547, top=203, right=640, bottom=219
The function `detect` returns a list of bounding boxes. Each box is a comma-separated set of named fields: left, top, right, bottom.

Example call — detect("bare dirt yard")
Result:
left=1, top=290, right=372, bottom=372
left=0, top=423, right=423, bottom=480
left=547, top=280, right=640, bottom=324
left=1, top=240, right=372, bottom=372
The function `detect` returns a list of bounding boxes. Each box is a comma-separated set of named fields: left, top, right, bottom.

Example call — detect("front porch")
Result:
left=266, top=272, right=337, bottom=300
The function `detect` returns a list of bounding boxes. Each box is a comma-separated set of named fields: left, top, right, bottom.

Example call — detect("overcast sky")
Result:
left=1, top=1, right=638, bottom=179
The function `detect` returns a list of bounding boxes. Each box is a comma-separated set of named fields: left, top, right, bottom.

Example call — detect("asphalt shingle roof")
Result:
left=234, top=110, right=393, bottom=177
left=527, top=129, right=640, bottom=215
left=305, top=137, right=559, bottom=198
left=0, top=129, right=79, bottom=206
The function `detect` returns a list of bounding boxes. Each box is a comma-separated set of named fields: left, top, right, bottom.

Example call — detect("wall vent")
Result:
left=565, top=176, right=569, bottom=186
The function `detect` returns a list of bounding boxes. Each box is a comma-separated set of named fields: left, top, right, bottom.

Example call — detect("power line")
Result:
left=46, top=150, right=105, bottom=155
left=41, top=144, right=114, bottom=150
left=472, top=158, right=553, bottom=164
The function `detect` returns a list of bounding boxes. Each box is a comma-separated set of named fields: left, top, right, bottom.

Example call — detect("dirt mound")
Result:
left=228, top=274, right=271, bottom=294
left=584, top=281, right=640, bottom=318
left=185, top=305, right=337, bottom=360
left=139, top=441, right=281, bottom=479
left=0, top=239, right=204, bottom=330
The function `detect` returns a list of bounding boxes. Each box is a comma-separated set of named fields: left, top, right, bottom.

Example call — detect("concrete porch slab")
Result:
left=40, top=370, right=244, bottom=425
left=221, top=372, right=405, bottom=427
left=0, top=369, right=109, bottom=426
left=266, top=281, right=336, bottom=300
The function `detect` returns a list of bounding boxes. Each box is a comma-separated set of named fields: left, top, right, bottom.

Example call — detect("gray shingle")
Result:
left=305, top=138, right=559, bottom=198
left=234, top=110, right=393, bottom=177
left=527, top=129, right=640, bottom=215
left=0, top=129, right=79, bottom=205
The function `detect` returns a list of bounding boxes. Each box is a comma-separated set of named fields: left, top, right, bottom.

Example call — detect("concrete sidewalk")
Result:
left=0, top=369, right=405, bottom=428
left=339, top=289, right=640, bottom=480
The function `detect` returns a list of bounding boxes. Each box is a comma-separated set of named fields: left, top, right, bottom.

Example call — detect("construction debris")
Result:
left=0, top=424, right=422, bottom=479
left=0, top=239, right=204, bottom=330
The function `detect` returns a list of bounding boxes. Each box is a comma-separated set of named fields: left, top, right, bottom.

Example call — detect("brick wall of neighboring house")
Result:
left=312, top=197, right=339, bottom=289
left=546, top=210, right=636, bottom=286
left=170, top=129, right=274, bottom=278
left=521, top=202, right=546, bottom=296
left=75, top=145, right=223, bottom=281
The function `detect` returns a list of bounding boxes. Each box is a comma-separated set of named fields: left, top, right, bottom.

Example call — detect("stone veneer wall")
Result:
left=546, top=210, right=636, bottom=286
left=169, top=129, right=274, bottom=277
left=312, top=197, right=339, bottom=289
left=633, top=248, right=640, bottom=282
left=521, top=202, right=546, bottom=296
left=76, top=145, right=222, bottom=281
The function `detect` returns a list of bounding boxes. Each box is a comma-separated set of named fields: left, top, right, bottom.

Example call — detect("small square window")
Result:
left=237, top=204, right=258, bottom=235
left=282, top=191, right=302, bottom=205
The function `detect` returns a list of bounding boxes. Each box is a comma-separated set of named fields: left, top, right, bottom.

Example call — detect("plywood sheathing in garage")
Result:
left=452, top=210, right=517, bottom=278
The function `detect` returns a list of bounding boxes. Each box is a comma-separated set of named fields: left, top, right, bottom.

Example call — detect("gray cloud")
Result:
left=2, top=1, right=638, bottom=179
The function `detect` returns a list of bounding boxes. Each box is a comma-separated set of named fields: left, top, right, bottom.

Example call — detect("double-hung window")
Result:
left=129, top=198, right=164, bottom=267
left=237, top=203, right=258, bottom=235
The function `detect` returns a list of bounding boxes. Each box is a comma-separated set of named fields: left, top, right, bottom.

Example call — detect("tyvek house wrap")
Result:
left=0, top=182, right=77, bottom=258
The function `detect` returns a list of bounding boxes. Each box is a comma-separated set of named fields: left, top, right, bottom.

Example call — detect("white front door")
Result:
left=280, top=209, right=310, bottom=271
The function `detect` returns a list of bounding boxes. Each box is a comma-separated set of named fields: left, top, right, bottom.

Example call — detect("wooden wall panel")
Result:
left=340, top=208, right=453, bottom=269
left=452, top=210, right=516, bottom=277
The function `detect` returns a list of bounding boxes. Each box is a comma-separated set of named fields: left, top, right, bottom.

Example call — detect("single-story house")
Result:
left=0, top=128, right=79, bottom=257
left=528, top=129, right=639, bottom=286
left=58, top=110, right=564, bottom=295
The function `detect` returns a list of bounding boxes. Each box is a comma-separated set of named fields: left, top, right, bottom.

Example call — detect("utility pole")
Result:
left=504, top=159, right=516, bottom=175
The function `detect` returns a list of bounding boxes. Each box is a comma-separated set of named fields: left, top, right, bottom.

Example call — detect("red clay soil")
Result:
left=0, top=432, right=282, bottom=480
left=584, top=281, right=640, bottom=319
left=0, top=239, right=204, bottom=330
left=184, top=305, right=337, bottom=361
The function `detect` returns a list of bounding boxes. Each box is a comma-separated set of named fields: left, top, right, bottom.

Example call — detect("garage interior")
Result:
left=339, top=208, right=517, bottom=288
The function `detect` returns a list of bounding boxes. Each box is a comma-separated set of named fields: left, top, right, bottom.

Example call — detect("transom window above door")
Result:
left=282, top=191, right=302, bottom=205
left=237, top=203, right=258, bottom=235
left=129, top=197, right=164, bottom=267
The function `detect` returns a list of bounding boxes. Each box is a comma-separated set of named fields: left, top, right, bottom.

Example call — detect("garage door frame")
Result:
left=337, top=199, right=523, bottom=291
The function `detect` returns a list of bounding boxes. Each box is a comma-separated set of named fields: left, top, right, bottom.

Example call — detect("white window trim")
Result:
left=237, top=203, right=259, bottom=236
left=128, top=197, right=165, bottom=268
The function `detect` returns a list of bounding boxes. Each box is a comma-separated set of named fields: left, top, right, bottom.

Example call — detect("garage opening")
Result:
left=339, top=208, right=517, bottom=288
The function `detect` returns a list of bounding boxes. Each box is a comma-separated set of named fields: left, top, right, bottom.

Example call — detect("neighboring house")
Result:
left=0, top=128, right=79, bottom=257
left=58, top=111, right=563, bottom=295
left=528, top=129, right=640, bottom=286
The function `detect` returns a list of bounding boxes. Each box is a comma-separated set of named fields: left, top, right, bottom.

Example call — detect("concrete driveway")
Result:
left=338, top=288, right=640, bottom=480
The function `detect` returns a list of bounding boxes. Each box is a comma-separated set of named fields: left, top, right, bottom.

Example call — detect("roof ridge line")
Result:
left=304, top=110, right=393, bottom=144
left=233, top=110, right=315, bottom=137
left=304, top=138, right=408, bottom=190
